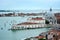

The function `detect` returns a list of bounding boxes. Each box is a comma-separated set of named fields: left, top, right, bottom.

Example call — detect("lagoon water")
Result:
left=0, top=17, right=50, bottom=40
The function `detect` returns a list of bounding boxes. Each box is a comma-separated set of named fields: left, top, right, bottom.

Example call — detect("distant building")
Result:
left=28, top=17, right=45, bottom=24
left=54, top=13, right=60, bottom=24
left=50, top=8, right=52, bottom=12
left=45, top=8, right=56, bottom=24
left=11, top=13, right=46, bottom=29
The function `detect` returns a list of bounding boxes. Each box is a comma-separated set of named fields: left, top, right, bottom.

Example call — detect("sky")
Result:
left=0, top=0, right=60, bottom=10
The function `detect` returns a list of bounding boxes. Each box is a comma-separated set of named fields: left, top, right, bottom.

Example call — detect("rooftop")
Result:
left=35, top=36, right=44, bottom=39
left=31, top=17, right=44, bottom=20
left=17, top=22, right=39, bottom=25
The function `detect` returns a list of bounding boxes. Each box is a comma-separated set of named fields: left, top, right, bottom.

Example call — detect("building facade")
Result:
left=54, top=13, right=60, bottom=24
left=11, top=13, right=46, bottom=29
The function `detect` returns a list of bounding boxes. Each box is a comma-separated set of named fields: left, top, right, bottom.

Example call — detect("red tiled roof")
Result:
left=48, top=29, right=60, bottom=40
left=31, top=17, right=44, bottom=20
left=35, top=36, right=44, bottom=39
left=17, top=22, right=38, bottom=25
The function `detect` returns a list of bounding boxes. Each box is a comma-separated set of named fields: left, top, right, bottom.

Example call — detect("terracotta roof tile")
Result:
left=35, top=36, right=44, bottom=39
left=17, top=22, right=38, bottom=25
left=31, top=17, right=44, bottom=20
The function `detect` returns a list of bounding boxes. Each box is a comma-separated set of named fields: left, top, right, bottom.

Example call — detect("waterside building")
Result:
left=11, top=13, right=46, bottom=29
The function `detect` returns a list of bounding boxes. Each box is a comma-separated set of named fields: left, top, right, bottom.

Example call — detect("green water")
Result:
left=0, top=17, right=50, bottom=40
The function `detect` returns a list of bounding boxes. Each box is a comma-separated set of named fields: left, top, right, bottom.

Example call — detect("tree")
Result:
left=45, top=20, right=49, bottom=24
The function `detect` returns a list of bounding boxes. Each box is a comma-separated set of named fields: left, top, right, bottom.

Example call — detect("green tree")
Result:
left=45, top=20, right=49, bottom=24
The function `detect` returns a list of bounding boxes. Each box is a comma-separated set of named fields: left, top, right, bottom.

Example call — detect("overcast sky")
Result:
left=0, top=0, right=60, bottom=10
